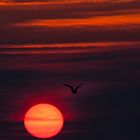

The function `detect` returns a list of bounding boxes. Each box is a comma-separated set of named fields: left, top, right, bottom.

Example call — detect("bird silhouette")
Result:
left=64, top=84, right=82, bottom=94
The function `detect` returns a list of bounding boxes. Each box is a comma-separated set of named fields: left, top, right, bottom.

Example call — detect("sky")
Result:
left=0, top=0, right=140, bottom=140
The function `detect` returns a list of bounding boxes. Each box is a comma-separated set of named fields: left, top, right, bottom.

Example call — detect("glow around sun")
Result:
left=24, top=104, right=64, bottom=138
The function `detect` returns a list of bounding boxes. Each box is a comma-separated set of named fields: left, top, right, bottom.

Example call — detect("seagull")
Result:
left=64, top=84, right=82, bottom=94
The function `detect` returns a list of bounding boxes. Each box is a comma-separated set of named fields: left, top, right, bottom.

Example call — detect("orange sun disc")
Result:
left=24, top=104, right=64, bottom=138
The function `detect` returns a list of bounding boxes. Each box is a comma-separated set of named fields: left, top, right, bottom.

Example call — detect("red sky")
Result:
left=0, top=0, right=140, bottom=140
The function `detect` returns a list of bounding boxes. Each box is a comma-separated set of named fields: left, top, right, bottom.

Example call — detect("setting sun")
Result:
left=24, top=104, right=64, bottom=138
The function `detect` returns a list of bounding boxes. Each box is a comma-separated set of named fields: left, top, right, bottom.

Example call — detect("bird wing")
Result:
left=75, top=83, right=82, bottom=90
left=64, top=84, right=74, bottom=90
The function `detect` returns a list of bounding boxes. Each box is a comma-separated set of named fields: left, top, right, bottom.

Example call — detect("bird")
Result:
left=64, top=83, right=82, bottom=94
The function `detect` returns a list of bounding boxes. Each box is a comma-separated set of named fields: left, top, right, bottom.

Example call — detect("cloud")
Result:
left=0, top=42, right=139, bottom=75
left=12, top=13, right=140, bottom=28
left=0, top=0, right=139, bottom=45
left=0, top=0, right=137, bottom=4
left=0, top=25, right=139, bottom=44
left=0, top=41, right=139, bottom=54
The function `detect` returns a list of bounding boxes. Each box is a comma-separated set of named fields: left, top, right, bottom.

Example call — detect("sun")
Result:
left=24, top=104, right=64, bottom=138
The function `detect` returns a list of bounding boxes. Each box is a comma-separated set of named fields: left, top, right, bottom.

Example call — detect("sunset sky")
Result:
left=0, top=0, right=140, bottom=139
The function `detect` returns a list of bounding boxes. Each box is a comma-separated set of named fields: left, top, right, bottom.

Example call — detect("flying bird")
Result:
left=64, top=84, right=82, bottom=94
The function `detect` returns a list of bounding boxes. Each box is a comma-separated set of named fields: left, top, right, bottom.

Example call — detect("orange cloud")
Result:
left=13, top=13, right=140, bottom=28
left=0, top=0, right=137, bottom=6
left=0, top=41, right=139, bottom=54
